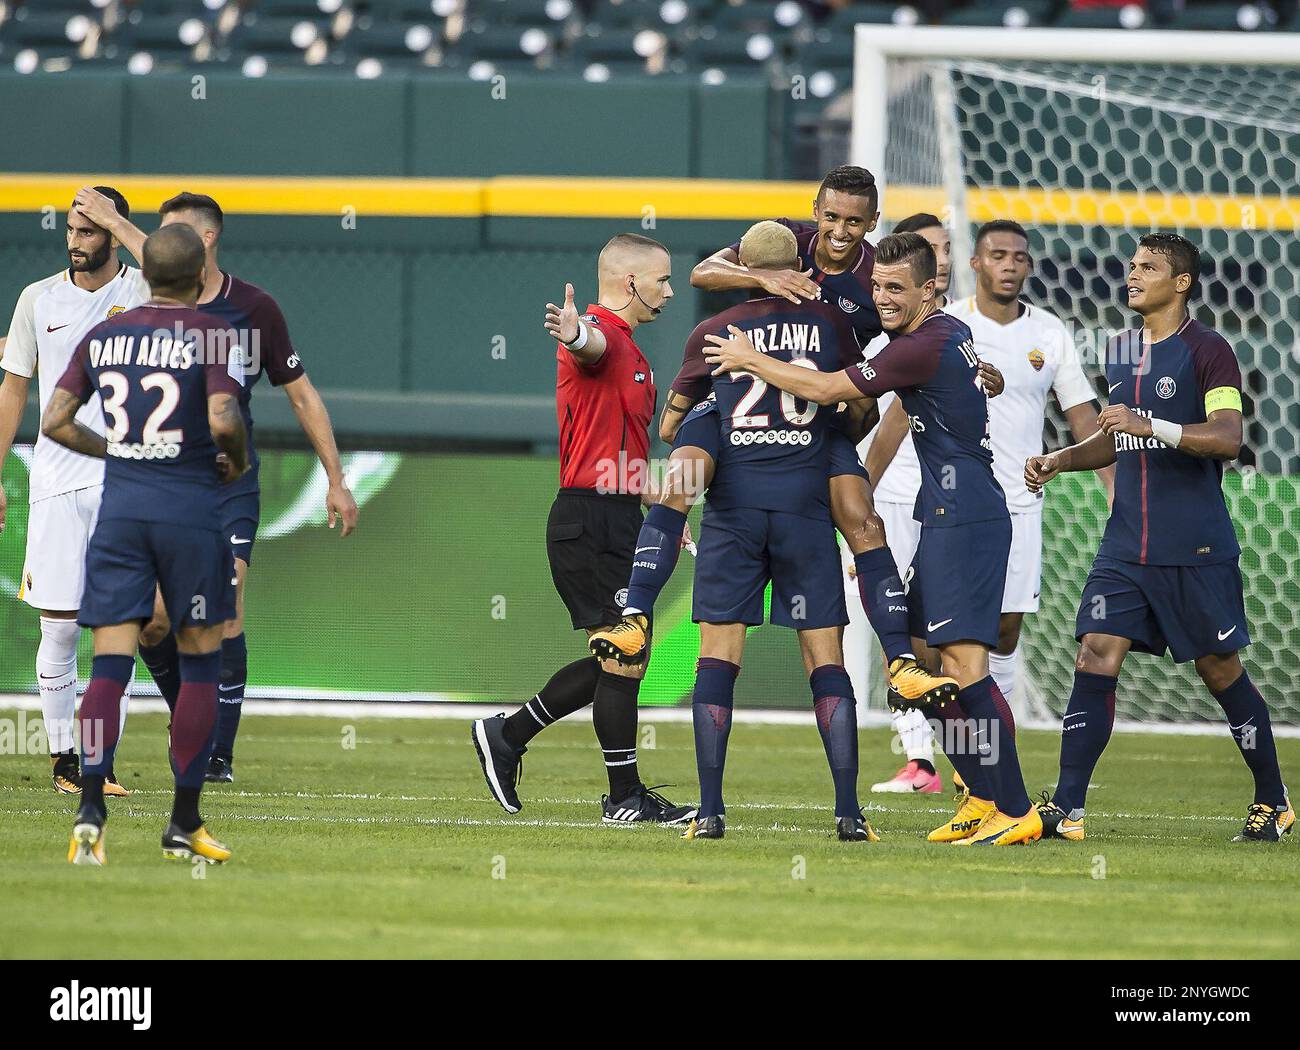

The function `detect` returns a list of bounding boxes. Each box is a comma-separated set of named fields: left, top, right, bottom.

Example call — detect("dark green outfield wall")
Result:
left=0, top=71, right=795, bottom=446
left=0, top=71, right=777, bottom=179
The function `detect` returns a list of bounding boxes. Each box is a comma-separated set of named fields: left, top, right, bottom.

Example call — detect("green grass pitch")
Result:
left=1, top=710, right=1296, bottom=959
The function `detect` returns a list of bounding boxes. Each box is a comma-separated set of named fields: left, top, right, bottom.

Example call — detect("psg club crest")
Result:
left=107, top=305, right=125, bottom=317
left=838, top=296, right=859, bottom=313
left=615, top=588, right=629, bottom=609
left=1156, top=376, right=1177, bottom=399
left=1027, top=348, right=1045, bottom=372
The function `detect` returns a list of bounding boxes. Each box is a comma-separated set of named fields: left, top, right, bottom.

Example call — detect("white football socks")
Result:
left=37, top=616, right=80, bottom=755
left=989, top=649, right=1021, bottom=717
left=890, top=705, right=935, bottom=764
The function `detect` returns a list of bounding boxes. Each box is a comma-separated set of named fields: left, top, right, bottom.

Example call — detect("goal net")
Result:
left=852, top=28, right=1300, bottom=726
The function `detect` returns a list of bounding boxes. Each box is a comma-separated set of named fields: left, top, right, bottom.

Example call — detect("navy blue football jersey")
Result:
left=1098, top=317, right=1242, bottom=566
left=848, top=310, right=1007, bottom=528
left=673, top=296, right=865, bottom=520
left=57, top=304, right=245, bottom=530
left=193, top=272, right=305, bottom=498
left=729, top=218, right=882, bottom=345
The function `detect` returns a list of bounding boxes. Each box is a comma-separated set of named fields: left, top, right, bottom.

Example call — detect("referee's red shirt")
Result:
left=556, top=304, right=656, bottom=494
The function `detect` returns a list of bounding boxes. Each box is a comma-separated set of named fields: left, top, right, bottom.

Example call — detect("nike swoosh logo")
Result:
left=1217, top=626, right=1236, bottom=640
left=885, top=589, right=905, bottom=597
left=38, top=673, right=66, bottom=680
left=1228, top=717, right=1254, bottom=732
left=1108, top=382, right=1122, bottom=393
left=46, top=323, right=70, bottom=333
left=230, top=535, right=251, bottom=544
left=634, top=546, right=658, bottom=555
left=218, top=684, right=242, bottom=692
left=927, top=619, right=953, bottom=632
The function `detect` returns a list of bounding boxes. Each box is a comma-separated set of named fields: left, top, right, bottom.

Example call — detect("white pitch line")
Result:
left=3, top=692, right=1295, bottom=736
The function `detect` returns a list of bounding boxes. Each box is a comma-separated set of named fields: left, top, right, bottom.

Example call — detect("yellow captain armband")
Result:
left=1204, top=386, right=1242, bottom=416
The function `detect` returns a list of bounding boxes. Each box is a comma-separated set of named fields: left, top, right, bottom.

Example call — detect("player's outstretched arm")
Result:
left=1098, top=403, right=1242, bottom=461
left=545, top=283, right=607, bottom=365
left=208, top=393, right=249, bottom=482
left=1064, top=401, right=1115, bottom=501
left=865, top=398, right=909, bottom=487
left=74, top=187, right=146, bottom=264
left=691, top=248, right=820, bottom=304
left=703, top=326, right=859, bottom=405
left=1025, top=428, right=1116, bottom=493
left=41, top=388, right=105, bottom=459
left=282, top=374, right=358, bottom=537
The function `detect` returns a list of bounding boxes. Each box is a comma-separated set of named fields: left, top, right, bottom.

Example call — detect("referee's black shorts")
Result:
left=546, top=487, right=643, bottom=631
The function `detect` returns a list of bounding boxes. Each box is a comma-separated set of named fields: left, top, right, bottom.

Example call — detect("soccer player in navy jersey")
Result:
left=651, top=221, right=883, bottom=841
left=72, top=188, right=359, bottom=783
left=1027, top=234, right=1292, bottom=843
left=707, top=232, right=1043, bottom=846
left=41, top=224, right=247, bottom=865
left=595, top=168, right=987, bottom=711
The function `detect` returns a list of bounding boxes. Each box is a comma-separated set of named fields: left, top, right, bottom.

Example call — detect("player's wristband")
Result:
left=1150, top=418, right=1183, bottom=448
left=565, top=321, right=589, bottom=352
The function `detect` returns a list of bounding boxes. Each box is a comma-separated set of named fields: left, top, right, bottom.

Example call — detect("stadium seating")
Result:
left=2, top=0, right=1296, bottom=77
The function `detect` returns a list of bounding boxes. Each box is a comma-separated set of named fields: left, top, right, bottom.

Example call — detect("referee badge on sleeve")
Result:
left=634, top=371, right=646, bottom=384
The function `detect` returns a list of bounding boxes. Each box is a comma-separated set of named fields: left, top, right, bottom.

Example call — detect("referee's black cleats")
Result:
left=589, top=614, right=650, bottom=664
left=602, top=784, right=697, bottom=826
left=837, top=812, right=881, bottom=842
left=472, top=714, right=525, bottom=814
left=682, top=815, right=725, bottom=840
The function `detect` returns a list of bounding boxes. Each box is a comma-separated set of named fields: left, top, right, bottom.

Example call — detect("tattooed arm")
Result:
left=208, top=392, right=248, bottom=482
left=41, top=387, right=106, bottom=458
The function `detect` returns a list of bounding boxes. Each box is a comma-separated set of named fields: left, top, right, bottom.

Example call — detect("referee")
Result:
left=472, top=233, right=697, bottom=825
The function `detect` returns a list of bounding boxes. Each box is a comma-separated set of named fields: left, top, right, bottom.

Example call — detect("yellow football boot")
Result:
left=588, top=614, right=650, bottom=664
left=962, top=806, right=1044, bottom=846
left=1232, top=799, right=1296, bottom=842
left=103, top=774, right=132, bottom=798
left=928, top=792, right=995, bottom=843
left=1037, top=795, right=1085, bottom=841
left=161, top=824, right=232, bottom=864
left=887, top=658, right=960, bottom=710
left=68, top=820, right=106, bottom=866
left=51, top=755, right=81, bottom=795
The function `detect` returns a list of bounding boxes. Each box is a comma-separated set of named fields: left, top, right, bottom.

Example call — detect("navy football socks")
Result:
left=853, top=547, right=914, bottom=663
left=171, top=651, right=221, bottom=795
left=212, top=632, right=247, bottom=761
left=1212, top=671, right=1286, bottom=808
left=139, top=632, right=181, bottom=713
left=502, top=656, right=600, bottom=749
left=957, top=676, right=1032, bottom=817
left=78, top=654, right=135, bottom=820
left=692, top=658, right=739, bottom=818
left=933, top=697, right=995, bottom=801
left=810, top=664, right=860, bottom=818
left=1052, top=671, right=1117, bottom=814
left=623, top=504, right=687, bottom=616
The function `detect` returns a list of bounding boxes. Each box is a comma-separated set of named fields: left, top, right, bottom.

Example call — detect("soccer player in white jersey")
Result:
left=864, top=218, right=1114, bottom=793
left=0, top=188, right=148, bottom=795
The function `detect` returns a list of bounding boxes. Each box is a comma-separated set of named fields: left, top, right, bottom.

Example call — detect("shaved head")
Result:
left=738, top=220, right=798, bottom=271
left=596, top=232, right=673, bottom=324
left=143, top=223, right=206, bottom=301
left=598, top=232, right=668, bottom=280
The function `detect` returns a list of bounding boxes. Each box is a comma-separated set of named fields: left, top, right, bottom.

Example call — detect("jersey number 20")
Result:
left=731, top=357, right=819, bottom=428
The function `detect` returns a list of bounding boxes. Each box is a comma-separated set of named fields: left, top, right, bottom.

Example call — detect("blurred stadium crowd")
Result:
left=1, top=0, right=1297, bottom=81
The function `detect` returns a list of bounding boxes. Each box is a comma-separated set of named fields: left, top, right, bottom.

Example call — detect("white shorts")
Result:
left=19, top=486, right=103, bottom=613
left=1002, top=506, right=1043, bottom=614
left=876, top=500, right=922, bottom=579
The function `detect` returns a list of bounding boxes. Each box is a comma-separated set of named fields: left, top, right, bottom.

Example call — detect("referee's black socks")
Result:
left=594, top=669, right=642, bottom=799
left=502, top=657, right=601, bottom=750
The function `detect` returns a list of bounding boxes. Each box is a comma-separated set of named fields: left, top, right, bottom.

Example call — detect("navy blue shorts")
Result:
left=1075, top=554, right=1250, bottom=663
left=693, top=505, right=848, bottom=629
left=673, top=398, right=721, bottom=462
left=906, top=516, right=1010, bottom=649
left=79, top=519, right=237, bottom=630
left=220, top=489, right=260, bottom=567
left=827, top=427, right=867, bottom=480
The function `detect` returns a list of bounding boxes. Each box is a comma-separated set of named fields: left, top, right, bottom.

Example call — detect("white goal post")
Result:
left=847, top=26, right=1300, bottom=726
